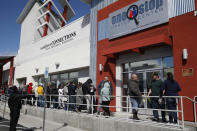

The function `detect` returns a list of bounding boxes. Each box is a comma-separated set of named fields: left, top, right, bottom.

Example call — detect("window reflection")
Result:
left=163, top=56, right=173, bottom=68
left=130, top=58, right=162, bottom=70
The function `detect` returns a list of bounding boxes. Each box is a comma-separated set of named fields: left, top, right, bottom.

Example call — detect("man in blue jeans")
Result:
left=97, top=76, right=113, bottom=115
left=161, top=72, right=181, bottom=124
left=148, top=72, right=166, bottom=122
left=128, top=74, right=142, bottom=120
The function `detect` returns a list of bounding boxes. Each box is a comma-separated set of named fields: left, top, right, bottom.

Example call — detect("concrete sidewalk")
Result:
left=0, top=111, right=85, bottom=131
left=0, top=103, right=196, bottom=131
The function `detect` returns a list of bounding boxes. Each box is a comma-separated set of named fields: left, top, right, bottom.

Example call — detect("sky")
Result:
left=0, top=0, right=90, bottom=56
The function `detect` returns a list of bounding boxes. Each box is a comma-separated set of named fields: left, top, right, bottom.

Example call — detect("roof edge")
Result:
left=16, top=0, right=40, bottom=24
left=80, top=0, right=91, bottom=5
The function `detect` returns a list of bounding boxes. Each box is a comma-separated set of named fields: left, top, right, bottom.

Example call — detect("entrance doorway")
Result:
left=121, top=56, right=174, bottom=111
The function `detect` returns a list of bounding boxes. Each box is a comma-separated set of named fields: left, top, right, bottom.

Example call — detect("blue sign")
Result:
left=109, top=0, right=168, bottom=39
left=44, top=67, right=49, bottom=79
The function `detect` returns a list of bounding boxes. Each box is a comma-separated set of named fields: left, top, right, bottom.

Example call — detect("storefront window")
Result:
left=163, top=56, right=174, bottom=80
left=130, top=58, right=162, bottom=71
left=60, top=73, right=69, bottom=84
left=38, top=76, right=44, bottom=85
left=163, top=56, right=173, bottom=68
left=50, top=75, right=58, bottom=83
left=122, top=63, right=130, bottom=72
left=69, top=72, right=78, bottom=79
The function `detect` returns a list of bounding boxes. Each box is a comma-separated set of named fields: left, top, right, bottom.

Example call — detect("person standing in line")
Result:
left=50, top=83, right=58, bottom=109
left=89, top=83, right=97, bottom=113
left=128, top=74, right=142, bottom=120
left=75, top=82, right=84, bottom=112
left=101, top=82, right=111, bottom=117
left=34, top=85, right=39, bottom=106
left=27, top=83, right=32, bottom=105
left=58, top=83, right=64, bottom=109
left=63, top=82, right=69, bottom=110
left=68, top=81, right=77, bottom=111
left=31, top=84, right=36, bottom=106
left=8, top=86, right=26, bottom=131
left=97, top=76, right=113, bottom=115
left=37, top=84, right=44, bottom=107
left=82, top=79, right=93, bottom=113
left=46, top=82, right=51, bottom=108
left=161, top=72, right=181, bottom=125
left=148, top=72, right=166, bottom=122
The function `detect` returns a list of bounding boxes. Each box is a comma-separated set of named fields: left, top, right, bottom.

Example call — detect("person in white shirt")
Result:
left=35, top=85, right=39, bottom=106
left=58, top=83, right=64, bottom=109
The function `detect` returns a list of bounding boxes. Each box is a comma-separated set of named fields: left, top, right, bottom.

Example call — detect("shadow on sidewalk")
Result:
left=0, top=117, right=42, bottom=131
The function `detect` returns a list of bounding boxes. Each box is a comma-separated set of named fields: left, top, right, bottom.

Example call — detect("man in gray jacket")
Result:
left=128, top=74, right=142, bottom=120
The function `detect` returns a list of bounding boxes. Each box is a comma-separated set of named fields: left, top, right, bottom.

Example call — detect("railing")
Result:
left=194, top=96, right=197, bottom=124
left=1, top=93, right=197, bottom=130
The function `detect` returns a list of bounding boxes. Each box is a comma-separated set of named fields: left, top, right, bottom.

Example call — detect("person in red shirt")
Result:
left=27, top=83, right=33, bottom=105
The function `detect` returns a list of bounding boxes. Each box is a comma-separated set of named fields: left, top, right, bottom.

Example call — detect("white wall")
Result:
left=14, top=14, right=90, bottom=85
left=19, top=3, right=40, bottom=51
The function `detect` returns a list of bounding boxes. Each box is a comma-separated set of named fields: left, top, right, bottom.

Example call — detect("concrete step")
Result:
left=0, top=102, right=196, bottom=131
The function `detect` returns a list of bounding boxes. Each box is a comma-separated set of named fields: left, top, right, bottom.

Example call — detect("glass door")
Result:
left=124, top=69, right=162, bottom=109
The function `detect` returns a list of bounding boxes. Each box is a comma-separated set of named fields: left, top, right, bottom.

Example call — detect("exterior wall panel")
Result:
left=168, top=0, right=195, bottom=18
left=90, top=0, right=117, bottom=85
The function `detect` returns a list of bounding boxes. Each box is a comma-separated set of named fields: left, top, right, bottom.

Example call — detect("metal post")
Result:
left=176, top=98, right=180, bottom=128
left=26, top=98, right=28, bottom=106
left=181, top=96, right=184, bottom=129
left=50, top=95, right=51, bottom=108
left=91, top=95, right=94, bottom=115
left=42, top=79, right=48, bottom=131
left=127, top=96, right=129, bottom=113
left=3, top=94, right=7, bottom=119
left=36, top=97, right=38, bottom=107
left=194, top=97, right=197, bottom=123
left=67, top=95, right=69, bottom=113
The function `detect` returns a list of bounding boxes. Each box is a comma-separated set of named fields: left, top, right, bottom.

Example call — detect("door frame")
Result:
left=128, top=68, right=163, bottom=94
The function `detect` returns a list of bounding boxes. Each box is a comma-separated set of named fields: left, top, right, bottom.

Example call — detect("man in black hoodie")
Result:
left=68, top=81, right=77, bottom=111
left=8, top=86, right=26, bottom=131
left=82, top=79, right=93, bottom=113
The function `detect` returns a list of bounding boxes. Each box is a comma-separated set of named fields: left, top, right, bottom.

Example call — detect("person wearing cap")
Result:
left=8, top=86, right=26, bottom=131
left=148, top=72, right=166, bottom=122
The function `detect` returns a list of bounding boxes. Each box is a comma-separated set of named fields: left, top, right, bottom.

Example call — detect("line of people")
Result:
left=17, top=76, right=114, bottom=117
left=128, top=72, right=181, bottom=125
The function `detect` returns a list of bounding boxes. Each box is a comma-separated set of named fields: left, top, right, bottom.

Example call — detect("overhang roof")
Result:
left=17, top=0, right=40, bottom=24
left=0, top=56, right=14, bottom=67
left=101, top=34, right=172, bottom=56
left=80, top=0, right=91, bottom=5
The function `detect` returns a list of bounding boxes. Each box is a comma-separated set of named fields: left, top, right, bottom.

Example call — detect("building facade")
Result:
left=82, top=0, right=197, bottom=121
left=3, top=0, right=90, bottom=88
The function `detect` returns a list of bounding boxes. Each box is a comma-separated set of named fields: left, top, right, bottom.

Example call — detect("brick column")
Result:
left=61, top=0, right=69, bottom=27
left=0, top=66, right=3, bottom=87
left=43, top=2, right=52, bottom=37
left=9, top=58, right=14, bottom=87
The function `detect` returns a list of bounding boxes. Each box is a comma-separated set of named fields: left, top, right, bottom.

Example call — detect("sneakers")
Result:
left=152, top=118, right=159, bottom=122
left=133, top=113, right=140, bottom=120
left=162, top=119, right=167, bottom=123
